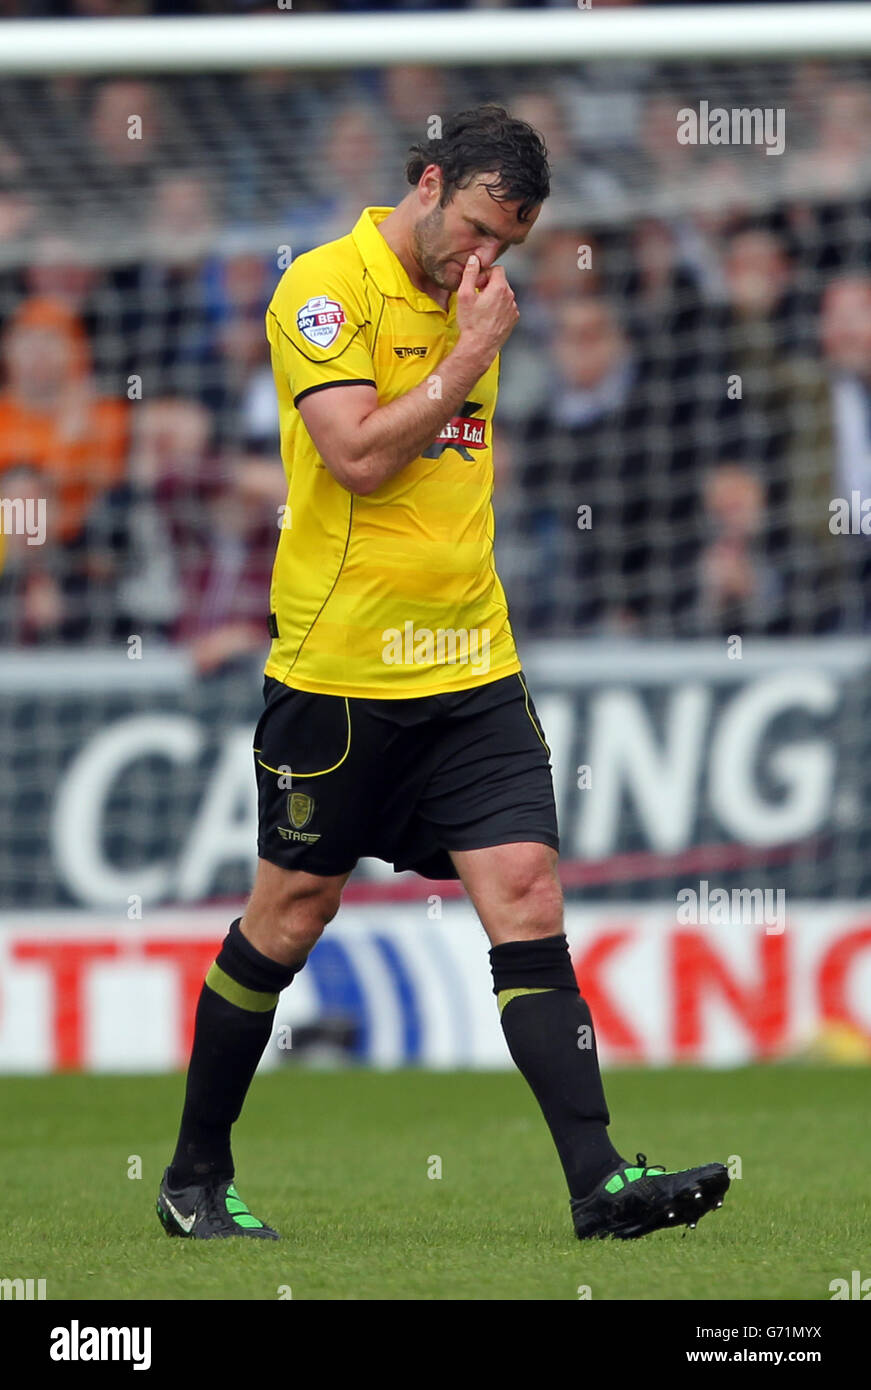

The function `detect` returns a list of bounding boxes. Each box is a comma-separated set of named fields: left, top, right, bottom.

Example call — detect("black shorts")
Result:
left=253, top=670, right=559, bottom=880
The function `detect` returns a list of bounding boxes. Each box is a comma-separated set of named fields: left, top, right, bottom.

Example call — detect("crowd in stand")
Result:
left=2, top=56, right=871, bottom=665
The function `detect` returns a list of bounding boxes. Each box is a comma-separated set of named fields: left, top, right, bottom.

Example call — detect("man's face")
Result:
left=411, top=170, right=540, bottom=293
left=554, top=300, right=625, bottom=389
left=726, top=232, right=789, bottom=316
left=821, top=280, right=871, bottom=374
left=4, top=324, right=74, bottom=398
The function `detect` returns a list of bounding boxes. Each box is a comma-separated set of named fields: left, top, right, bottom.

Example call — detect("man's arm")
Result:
left=298, top=254, right=518, bottom=497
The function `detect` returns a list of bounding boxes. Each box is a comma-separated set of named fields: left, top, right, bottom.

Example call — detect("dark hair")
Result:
left=405, top=104, right=550, bottom=224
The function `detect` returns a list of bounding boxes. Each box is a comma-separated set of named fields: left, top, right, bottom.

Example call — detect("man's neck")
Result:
left=375, top=201, right=450, bottom=311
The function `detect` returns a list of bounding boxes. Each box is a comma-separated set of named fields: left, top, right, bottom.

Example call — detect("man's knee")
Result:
left=501, top=847, right=562, bottom=916
left=476, top=849, right=562, bottom=944
left=242, top=862, right=348, bottom=962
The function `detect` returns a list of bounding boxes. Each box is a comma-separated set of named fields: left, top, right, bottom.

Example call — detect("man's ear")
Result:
left=418, top=163, right=443, bottom=206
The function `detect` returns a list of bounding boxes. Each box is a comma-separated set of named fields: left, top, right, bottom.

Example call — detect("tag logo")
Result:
left=296, top=296, right=346, bottom=348
left=394, top=345, right=428, bottom=358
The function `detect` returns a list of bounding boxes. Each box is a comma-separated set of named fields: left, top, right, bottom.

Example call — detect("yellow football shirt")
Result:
left=263, top=205, right=521, bottom=698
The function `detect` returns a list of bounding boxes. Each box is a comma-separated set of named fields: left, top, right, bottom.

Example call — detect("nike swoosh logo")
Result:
left=163, top=1194, right=196, bottom=1233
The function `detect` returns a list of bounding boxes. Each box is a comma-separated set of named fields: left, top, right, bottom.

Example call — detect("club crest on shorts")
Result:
left=288, top=791, right=314, bottom=829
left=277, top=790, right=320, bottom=843
left=296, top=295, right=345, bottom=348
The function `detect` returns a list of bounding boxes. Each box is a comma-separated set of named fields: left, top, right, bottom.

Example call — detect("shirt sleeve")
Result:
left=265, top=253, right=376, bottom=408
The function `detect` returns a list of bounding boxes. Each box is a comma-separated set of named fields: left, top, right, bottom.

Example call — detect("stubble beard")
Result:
left=411, top=204, right=455, bottom=291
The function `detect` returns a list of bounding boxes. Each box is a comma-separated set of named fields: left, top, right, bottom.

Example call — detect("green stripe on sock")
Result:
left=205, top=962, right=279, bottom=1013
left=497, top=986, right=555, bottom=1016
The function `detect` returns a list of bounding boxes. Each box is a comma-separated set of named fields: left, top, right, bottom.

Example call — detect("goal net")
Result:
left=1, top=9, right=871, bottom=912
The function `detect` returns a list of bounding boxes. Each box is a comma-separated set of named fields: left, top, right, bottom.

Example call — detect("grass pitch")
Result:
left=1, top=1066, right=865, bottom=1301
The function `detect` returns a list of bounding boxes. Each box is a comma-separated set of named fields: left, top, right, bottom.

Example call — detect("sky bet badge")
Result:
left=296, top=295, right=346, bottom=348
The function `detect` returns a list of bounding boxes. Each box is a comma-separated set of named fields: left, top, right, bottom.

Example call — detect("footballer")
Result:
left=157, top=105, right=730, bottom=1243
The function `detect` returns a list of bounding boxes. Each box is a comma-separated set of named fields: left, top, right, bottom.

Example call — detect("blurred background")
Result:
left=1, top=1, right=870, bottom=1075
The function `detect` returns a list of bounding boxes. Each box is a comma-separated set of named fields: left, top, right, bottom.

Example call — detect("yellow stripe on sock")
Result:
left=497, top=986, right=555, bottom=1016
left=205, top=962, right=279, bottom=1013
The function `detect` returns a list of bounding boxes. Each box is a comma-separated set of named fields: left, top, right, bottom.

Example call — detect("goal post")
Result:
left=2, top=4, right=871, bottom=75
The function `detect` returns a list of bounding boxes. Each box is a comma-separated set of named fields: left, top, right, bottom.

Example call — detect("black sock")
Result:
left=490, top=933, right=625, bottom=1200
left=168, top=918, right=303, bottom=1189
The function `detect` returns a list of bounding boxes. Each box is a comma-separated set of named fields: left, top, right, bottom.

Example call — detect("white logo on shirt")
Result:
left=296, top=295, right=346, bottom=348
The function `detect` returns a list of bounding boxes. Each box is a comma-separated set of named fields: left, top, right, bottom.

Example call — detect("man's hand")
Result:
left=455, top=254, right=519, bottom=371
left=297, top=254, right=517, bottom=496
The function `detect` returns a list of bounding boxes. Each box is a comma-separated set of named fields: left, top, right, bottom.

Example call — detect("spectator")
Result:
left=512, top=89, right=628, bottom=223
left=280, top=100, right=400, bottom=253
left=84, top=79, right=174, bottom=241
left=175, top=455, right=281, bottom=677
left=628, top=92, right=695, bottom=209
left=81, top=396, right=214, bottom=641
left=0, top=296, right=128, bottom=548
left=812, top=274, right=871, bottom=625
left=382, top=65, right=459, bottom=156
left=782, top=80, right=871, bottom=204
left=202, top=245, right=279, bottom=450
left=0, top=464, right=64, bottom=646
left=24, top=235, right=100, bottom=318
left=514, top=296, right=700, bottom=635
left=707, top=270, right=855, bottom=633
left=711, top=225, right=809, bottom=461
left=499, top=225, right=605, bottom=423
left=107, top=170, right=221, bottom=398
left=235, top=69, right=331, bottom=224
left=0, top=170, right=38, bottom=250
left=685, top=463, right=786, bottom=636
left=0, top=142, right=40, bottom=307
left=683, top=156, right=756, bottom=301
left=781, top=80, right=871, bottom=275
left=623, top=216, right=707, bottom=389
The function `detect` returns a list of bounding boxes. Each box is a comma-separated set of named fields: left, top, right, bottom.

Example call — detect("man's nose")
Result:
left=474, top=243, right=501, bottom=270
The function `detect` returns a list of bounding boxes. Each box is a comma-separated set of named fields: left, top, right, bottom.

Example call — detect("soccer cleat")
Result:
left=156, top=1167, right=279, bottom=1240
left=571, top=1152, right=730, bottom=1241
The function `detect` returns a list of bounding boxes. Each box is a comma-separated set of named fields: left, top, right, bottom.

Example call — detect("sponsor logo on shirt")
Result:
left=296, top=295, right=346, bottom=348
left=422, top=399, right=487, bottom=458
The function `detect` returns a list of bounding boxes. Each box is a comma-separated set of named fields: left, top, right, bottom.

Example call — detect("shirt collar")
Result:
left=351, top=205, right=449, bottom=314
